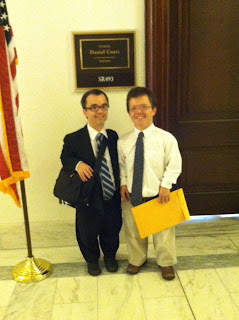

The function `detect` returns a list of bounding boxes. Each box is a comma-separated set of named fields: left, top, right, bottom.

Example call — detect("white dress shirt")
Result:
left=117, top=123, right=182, bottom=197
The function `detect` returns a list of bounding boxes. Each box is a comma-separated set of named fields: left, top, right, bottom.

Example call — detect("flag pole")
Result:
left=1, top=0, right=51, bottom=283
left=20, top=180, right=33, bottom=257
left=11, top=180, right=52, bottom=283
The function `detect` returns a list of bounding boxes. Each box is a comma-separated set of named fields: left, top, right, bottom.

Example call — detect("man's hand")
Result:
left=76, top=162, right=93, bottom=182
left=158, top=186, right=170, bottom=204
left=120, top=185, right=130, bottom=202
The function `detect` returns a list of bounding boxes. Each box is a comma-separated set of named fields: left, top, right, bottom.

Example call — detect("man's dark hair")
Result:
left=81, top=89, right=109, bottom=109
left=126, top=86, right=158, bottom=112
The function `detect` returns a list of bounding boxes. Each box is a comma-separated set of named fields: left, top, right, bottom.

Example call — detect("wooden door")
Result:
left=145, top=0, right=239, bottom=215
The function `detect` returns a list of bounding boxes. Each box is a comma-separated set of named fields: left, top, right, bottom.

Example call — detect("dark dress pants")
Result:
left=75, top=195, right=122, bottom=264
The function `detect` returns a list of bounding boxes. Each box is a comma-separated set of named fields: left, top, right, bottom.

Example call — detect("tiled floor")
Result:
left=0, top=214, right=239, bottom=319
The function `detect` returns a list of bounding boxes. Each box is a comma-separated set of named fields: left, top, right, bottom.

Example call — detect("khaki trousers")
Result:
left=123, top=203, right=177, bottom=267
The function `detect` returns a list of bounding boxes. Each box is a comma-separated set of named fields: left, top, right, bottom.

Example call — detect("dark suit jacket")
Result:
left=60, top=125, right=120, bottom=208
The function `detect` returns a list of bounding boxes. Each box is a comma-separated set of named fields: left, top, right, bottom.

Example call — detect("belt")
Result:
left=129, top=194, right=158, bottom=203
left=142, top=195, right=158, bottom=203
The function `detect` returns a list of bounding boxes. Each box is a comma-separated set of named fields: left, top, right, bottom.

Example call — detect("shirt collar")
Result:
left=87, top=123, right=108, bottom=141
left=133, top=123, right=155, bottom=138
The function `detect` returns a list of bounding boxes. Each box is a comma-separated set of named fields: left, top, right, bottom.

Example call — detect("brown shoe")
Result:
left=160, top=266, right=175, bottom=280
left=126, top=262, right=146, bottom=275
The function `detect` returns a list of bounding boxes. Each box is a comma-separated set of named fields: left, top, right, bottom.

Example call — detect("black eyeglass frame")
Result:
left=84, top=104, right=109, bottom=112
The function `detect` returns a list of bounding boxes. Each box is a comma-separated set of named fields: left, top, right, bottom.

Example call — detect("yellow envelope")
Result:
left=131, top=188, right=190, bottom=239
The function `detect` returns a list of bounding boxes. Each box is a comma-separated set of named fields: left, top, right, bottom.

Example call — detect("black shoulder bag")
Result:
left=53, top=138, right=107, bottom=208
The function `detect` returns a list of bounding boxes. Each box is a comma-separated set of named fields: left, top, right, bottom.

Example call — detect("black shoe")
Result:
left=104, top=257, right=118, bottom=273
left=87, top=263, right=101, bottom=276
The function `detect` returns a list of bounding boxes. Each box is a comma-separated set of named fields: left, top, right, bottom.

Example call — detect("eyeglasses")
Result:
left=129, top=105, right=153, bottom=113
left=85, top=104, right=109, bottom=112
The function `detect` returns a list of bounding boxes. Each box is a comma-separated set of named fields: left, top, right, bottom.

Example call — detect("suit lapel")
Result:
left=78, top=125, right=96, bottom=164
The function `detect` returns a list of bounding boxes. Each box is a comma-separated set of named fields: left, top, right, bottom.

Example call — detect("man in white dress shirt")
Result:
left=118, top=87, right=182, bottom=280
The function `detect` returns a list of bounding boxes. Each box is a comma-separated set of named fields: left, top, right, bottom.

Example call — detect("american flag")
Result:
left=0, top=0, right=29, bottom=207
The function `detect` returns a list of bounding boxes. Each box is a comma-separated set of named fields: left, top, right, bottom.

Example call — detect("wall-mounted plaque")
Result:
left=73, top=32, right=135, bottom=89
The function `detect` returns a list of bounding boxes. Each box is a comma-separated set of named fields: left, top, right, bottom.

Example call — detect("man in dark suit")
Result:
left=60, top=89, right=122, bottom=276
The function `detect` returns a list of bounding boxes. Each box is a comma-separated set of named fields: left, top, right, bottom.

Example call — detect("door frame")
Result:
left=145, top=0, right=170, bottom=130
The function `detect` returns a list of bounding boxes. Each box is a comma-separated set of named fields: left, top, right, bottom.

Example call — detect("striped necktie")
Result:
left=131, top=131, right=144, bottom=206
left=96, top=133, right=115, bottom=200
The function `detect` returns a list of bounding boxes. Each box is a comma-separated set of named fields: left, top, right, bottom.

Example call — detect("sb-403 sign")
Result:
left=73, top=32, right=135, bottom=89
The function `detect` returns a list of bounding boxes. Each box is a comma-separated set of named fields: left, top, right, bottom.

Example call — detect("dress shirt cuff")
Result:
left=120, top=177, right=127, bottom=187
left=160, top=180, right=172, bottom=190
left=75, top=161, right=83, bottom=172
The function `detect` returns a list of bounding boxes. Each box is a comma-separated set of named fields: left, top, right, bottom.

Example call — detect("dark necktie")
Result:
left=96, top=133, right=115, bottom=200
left=131, top=131, right=144, bottom=206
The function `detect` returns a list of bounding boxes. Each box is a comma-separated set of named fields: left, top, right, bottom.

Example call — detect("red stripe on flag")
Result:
left=0, top=28, right=22, bottom=172
left=16, top=94, right=19, bottom=108
left=0, top=145, right=9, bottom=180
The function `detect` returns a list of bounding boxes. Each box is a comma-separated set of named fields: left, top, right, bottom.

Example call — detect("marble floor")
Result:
left=0, top=214, right=239, bottom=320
